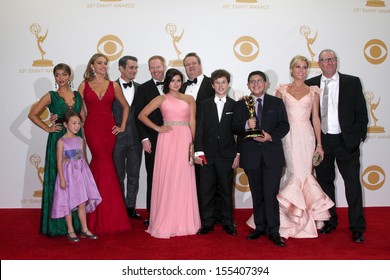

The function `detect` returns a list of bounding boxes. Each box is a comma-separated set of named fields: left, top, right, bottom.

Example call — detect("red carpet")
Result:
left=0, top=207, right=389, bottom=260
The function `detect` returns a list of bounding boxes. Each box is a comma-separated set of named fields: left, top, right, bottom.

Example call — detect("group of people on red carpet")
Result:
left=29, top=49, right=368, bottom=246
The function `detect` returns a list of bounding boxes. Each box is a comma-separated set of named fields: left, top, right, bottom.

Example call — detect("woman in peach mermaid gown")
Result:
left=138, top=68, right=201, bottom=239
left=276, top=55, right=334, bottom=238
left=247, top=55, right=334, bottom=239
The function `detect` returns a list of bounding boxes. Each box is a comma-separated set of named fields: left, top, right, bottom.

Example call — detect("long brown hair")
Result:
left=83, top=53, right=110, bottom=82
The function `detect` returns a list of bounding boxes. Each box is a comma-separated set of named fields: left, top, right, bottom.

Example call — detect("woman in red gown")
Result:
left=78, top=53, right=131, bottom=234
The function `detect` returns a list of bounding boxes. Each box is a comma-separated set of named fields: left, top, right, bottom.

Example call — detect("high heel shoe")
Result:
left=67, top=232, right=80, bottom=242
left=80, top=230, right=98, bottom=240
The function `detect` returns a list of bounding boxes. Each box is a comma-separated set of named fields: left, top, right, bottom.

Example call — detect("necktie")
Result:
left=156, top=81, right=164, bottom=86
left=217, top=99, right=224, bottom=122
left=256, top=98, right=262, bottom=128
left=321, top=79, right=330, bottom=133
left=187, top=78, right=197, bottom=85
left=123, top=81, right=132, bottom=88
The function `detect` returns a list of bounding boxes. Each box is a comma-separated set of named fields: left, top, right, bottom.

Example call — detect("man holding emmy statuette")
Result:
left=233, top=71, right=289, bottom=247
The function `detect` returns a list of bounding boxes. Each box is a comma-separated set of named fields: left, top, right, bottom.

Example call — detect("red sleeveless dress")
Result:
left=84, top=81, right=131, bottom=234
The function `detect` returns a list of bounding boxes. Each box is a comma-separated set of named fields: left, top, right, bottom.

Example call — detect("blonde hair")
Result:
left=289, top=55, right=308, bottom=76
left=148, top=55, right=166, bottom=67
left=83, top=53, right=110, bottom=82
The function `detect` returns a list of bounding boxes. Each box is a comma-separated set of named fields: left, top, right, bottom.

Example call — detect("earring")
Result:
left=55, top=82, right=58, bottom=89
left=92, top=68, right=96, bottom=76
left=68, top=81, right=73, bottom=88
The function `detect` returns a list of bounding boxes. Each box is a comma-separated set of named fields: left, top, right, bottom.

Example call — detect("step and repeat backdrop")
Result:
left=1, top=0, right=389, bottom=208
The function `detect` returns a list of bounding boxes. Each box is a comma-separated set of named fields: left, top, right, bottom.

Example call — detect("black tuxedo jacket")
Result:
left=305, top=72, right=368, bottom=149
left=181, top=75, right=215, bottom=104
left=112, top=79, right=140, bottom=145
left=133, top=79, right=164, bottom=144
left=194, top=96, right=237, bottom=160
left=232, top=93, right=289, bottom=169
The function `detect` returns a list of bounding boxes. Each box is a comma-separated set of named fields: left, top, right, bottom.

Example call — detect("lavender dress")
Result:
left=51, top=136, right=102, bottom=218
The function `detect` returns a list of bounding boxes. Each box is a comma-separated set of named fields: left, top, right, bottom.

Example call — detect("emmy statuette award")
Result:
left=30, top=154, right=44, bottom=197
left=366, top=0, right=385, bottom=7
left=165, top=23, right=184, bottom=67
left=244, top=96, right=264, bottom=139
left=364, top=91, right=385, bottom=133
left=300, top=25, right=318, bottom=68
left=30, top=23, right=53, bottom=67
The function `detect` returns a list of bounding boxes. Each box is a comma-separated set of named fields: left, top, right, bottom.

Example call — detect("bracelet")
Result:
left=316, top=145, right=322, bottom=147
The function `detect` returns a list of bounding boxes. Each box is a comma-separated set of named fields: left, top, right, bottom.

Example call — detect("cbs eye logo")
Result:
left=233, top=36, right=259, bottom=62
left=361, top=165, right=386, bottom=191
left=364, top=39, right=387, bottom=65
left=234, top=168, right=251, bottom=192
left=97, top=35, right=123, bottom=61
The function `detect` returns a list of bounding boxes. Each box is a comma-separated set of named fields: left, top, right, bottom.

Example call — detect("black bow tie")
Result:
left=187, top=78, right=197, bottom=85
left=156, top=81, right=164, bottom=86
left=123, top=81, right=132, bottom=88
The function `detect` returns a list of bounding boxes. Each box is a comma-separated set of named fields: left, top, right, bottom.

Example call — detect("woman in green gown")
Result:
left=29, top=63, right=84, bottom=236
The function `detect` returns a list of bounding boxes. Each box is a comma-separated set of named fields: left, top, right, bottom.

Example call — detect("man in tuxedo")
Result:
left=113, top=55, right=142, bottom=220
left=194, top=69, right=239, bottom=236
left=233, top=71, right=289, bottom=247
left=305, top=49, right=368, bottom=243
left=181, top=52, right=220, bottom=221
left=181, top=52, right=215, bottom=103
left=133, top=55, right=166, bottom=226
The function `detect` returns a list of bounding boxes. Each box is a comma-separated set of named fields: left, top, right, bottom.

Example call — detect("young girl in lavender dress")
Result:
left=51, top=111, right=102, bottom=242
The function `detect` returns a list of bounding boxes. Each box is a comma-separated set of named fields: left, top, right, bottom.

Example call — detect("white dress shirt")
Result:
left=320, top=73, right=341, bottom=134
left=119, top=77, right=135, bottom=105
left=185, top=74, right=205, bottom=100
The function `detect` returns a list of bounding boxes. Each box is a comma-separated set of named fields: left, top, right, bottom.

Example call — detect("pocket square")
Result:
left=225, top=112, right=233, bottom=114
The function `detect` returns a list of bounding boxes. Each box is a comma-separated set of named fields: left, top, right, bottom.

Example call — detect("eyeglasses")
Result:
left=249, top=79, right=265, bottom=85
left=319, top=57, right=338, bottom=63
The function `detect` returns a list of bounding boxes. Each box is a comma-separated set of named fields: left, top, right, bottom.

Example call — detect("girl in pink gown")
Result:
left=275, top=55, right=334, bottom=239
left=138, top=68, right=201, bottom=239
left=51, top=111, right=102, bottom=242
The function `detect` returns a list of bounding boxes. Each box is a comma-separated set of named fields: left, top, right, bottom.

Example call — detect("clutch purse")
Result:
left=189, top=143, right=195, bottom=166
left=312, top=152, right=323, bottom=167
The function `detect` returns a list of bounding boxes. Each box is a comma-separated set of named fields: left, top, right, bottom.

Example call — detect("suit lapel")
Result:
left=210, top=99, right=219, bottom=123
left=197, top=77, right=209, bottom=102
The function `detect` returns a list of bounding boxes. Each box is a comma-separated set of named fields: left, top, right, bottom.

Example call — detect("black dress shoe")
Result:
left=223, top=225, right=237, bottom=236
left=268, top=233, right=286, bottom=247
left=352, top=231, right=364, bottom=243
left=197, top=226, right=214, bottom=235
left=127, top=208, right=142, bottom=220
left=247, top=230, right=266, bottom=240
left=144, top=218, right=149, bottom=226
left=319, top=223, right=337, bottom=234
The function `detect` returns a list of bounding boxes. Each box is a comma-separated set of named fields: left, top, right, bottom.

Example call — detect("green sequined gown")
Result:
left=40, top=91, right=83, bottom=236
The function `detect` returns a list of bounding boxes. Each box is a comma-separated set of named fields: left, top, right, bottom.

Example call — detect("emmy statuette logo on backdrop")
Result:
left=165, top=23, right=184, bottom=67
left=364, top=91, right=385, bottom=133
left=30, top=23, right=53, bottom=67
left=364, top=39, right=388, bottom=65
left=233, top=36, right=259, bottom=62
left=30, top=154, right=44, bottom=197
left=362, top=165, right=386, bottom=191
left=300, top=25, right=318, bottom=68
left=97, top=35, right=123, bottom=61
left=366, top=0, right=385, bottom=6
